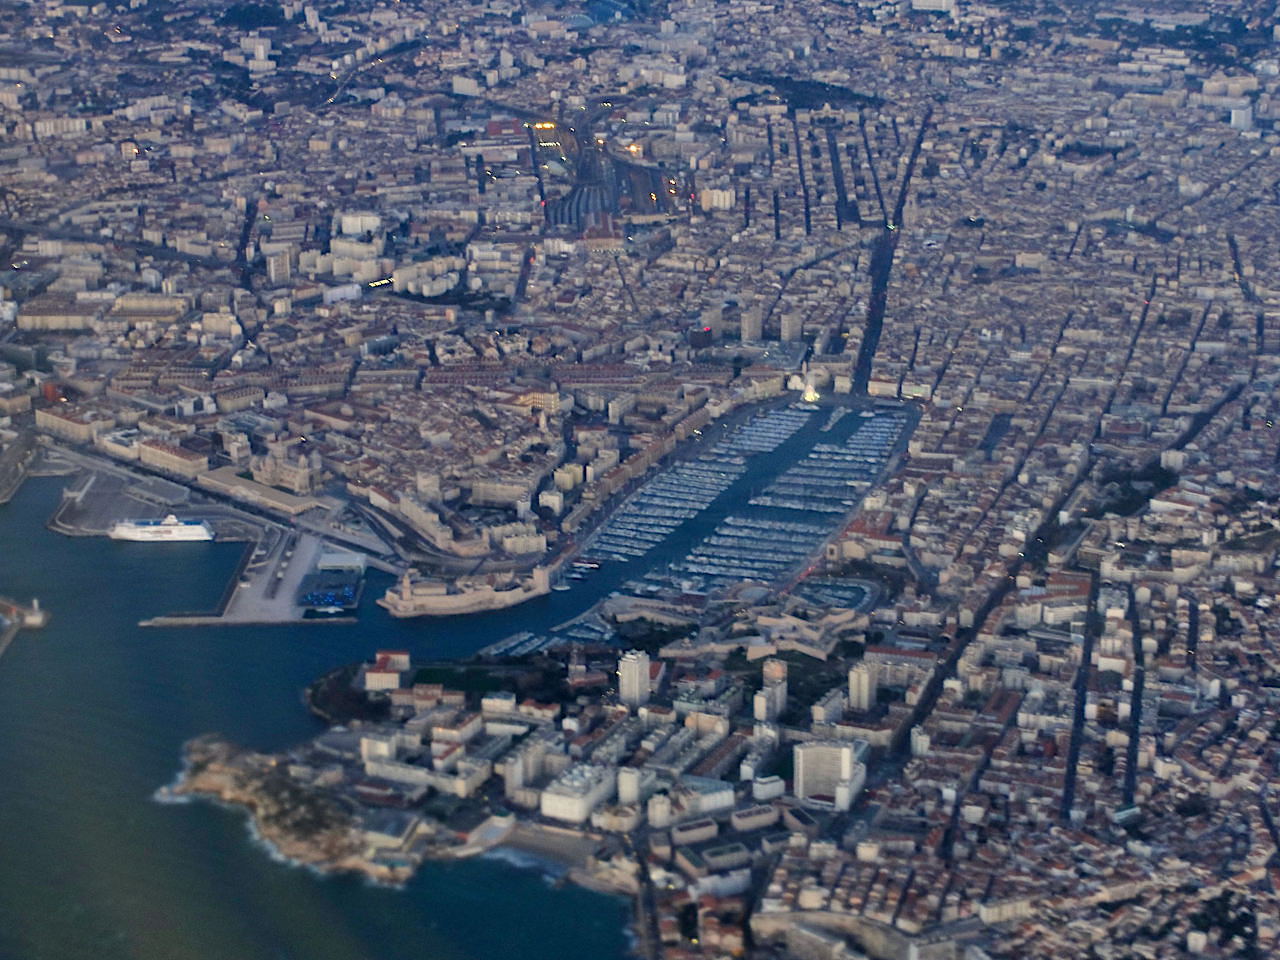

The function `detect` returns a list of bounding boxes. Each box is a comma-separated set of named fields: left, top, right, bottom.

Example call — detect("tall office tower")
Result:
left=848, top=662, right=876, bottom=712
left=618, top=649, right=651, bottom=708
left=741, top=305, right=763, bottom=342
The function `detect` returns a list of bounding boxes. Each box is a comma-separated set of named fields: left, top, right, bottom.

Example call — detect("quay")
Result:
left=0, top=595, right=48, bottom=660
left=0, top=432, right=37, bottom=505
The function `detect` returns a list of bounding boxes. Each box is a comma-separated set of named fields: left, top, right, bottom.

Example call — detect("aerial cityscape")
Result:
left=3, top=0, right=1280, bottom=958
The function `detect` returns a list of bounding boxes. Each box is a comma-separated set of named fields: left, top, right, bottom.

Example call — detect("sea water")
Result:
left=0, top=478, right=629, bottom=960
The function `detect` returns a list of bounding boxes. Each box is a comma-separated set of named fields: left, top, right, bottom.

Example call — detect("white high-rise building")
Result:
left=910, top=725, right=931, bottom=757
left=266, top=250, right=292, bottom=286
left=754, top=658, right=788, bottom=722
left=753, top=684, right=784, bottom=722
left=540, top=763, right=616, bottom=823
left=848, top=662, right=876, bottom=712
left=618, top=649, right=651, bottom=708
left=617, top=766, right=658, bottom=805
left=794, top=740, right=866, bottom=812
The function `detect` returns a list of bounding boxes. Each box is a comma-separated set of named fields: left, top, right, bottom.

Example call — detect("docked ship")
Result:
left=108, top=515, right=214, bottom=542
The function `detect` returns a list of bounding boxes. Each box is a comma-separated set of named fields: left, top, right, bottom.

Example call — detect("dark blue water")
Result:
left=0, top=478, right=630, bottom=960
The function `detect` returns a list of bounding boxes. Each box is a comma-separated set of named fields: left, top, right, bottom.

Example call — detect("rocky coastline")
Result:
left=164, top=736, right=639, bottom=897
left=165, top=735, right=430, bottom=885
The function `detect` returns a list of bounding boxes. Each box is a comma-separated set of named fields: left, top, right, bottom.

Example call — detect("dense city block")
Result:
left=5, top=0, right=1280, bottom=958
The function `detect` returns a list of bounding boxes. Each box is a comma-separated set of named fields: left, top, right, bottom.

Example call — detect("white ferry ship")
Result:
left=108, top=515, right=214, bottom=542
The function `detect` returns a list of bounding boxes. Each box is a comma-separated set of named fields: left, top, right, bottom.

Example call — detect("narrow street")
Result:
left=1062, top=574, right=1100, bottom=820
